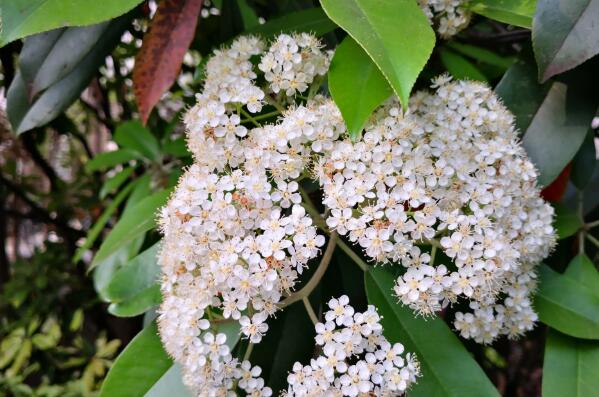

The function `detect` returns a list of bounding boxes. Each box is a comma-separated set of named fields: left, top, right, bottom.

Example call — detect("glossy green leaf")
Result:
left=495, top=60, right=551, bottom=133
left=328, top=36, right=392, bottom=140
left=468, top=0, right=536, bottom=28
left=162, top=138, right=190, bottom=158
left=85, top=149, right=142, bottom=172
left=105, top=242, right=161, bottom=302
left=6, top=17, right=131, bottom=133
left=447, top=42, right=515, bottom=69
left=533, top=0, right=599, bottom=82
left=99, top=323, right=172, bottom=397
left=0, top=0, right=142, bottom=47
left=543, top=330, right=599, bottom=397
left=553, top=203, right=582, bottom=240
left=564, top=254, right=599, bottom=291
left=521, top=82, right=594, bottom=186
left=246, top=8, right=337, bottom=37
left=439, top=49, right=487, bottom=82
left=534, top=263, right=599, bottom=339
left=321, top=0, right=435, bottom=109
left=571, top=129, right=597, bottom=190
left=365, top=266, right=500, bottom=397
left=114, top=121, right=160, bottom=161
left=100, top=167, right=135, bottom=199
left=108, top=285, right=162, bottom=317
left=26, top=23, right=110, bottom=97
left=90, top=189, right=172, bottom=270
left=144, top=364, right=192, bottom=397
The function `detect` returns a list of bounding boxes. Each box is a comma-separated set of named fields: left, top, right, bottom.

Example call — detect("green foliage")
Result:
left=532, top=0, right=599, bottom=81
left=321, top=0, right=435, bottom=109
left=328, top=37, right=392, bottom=140
left=0, top=0, right=143, bottom=47
left=365, top=266, right=500, bottom=397
left=467, top=0, right=537, bottom=28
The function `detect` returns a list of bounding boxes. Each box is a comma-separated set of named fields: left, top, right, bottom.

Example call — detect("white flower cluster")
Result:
left=158, top=34, right=332, bottom=395
left=158, top=30, right=556, bottom=395
left=418, top=0, right=471, bottom=38
left=314, top=76, right=556, bottom=343
left=259, top=33, right=330, bottom=97
left=286, top=296, right=420, bottom=396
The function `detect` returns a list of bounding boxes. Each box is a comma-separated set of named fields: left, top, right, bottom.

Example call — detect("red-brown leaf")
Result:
left=541, top=163, right=572, bottom=202
left=133, top=0, right=203, bottom=124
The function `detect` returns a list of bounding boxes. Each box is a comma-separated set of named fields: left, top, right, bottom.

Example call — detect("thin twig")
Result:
left=586, top=233, right=599, bottom=250
left=302, top=297, right=319, bottom=325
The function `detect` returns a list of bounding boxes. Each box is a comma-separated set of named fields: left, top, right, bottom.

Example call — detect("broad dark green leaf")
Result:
left=105, top=243, right=161, bottom=302
left=100, top=167, right=135, bottom=199
left=328, top=36, right=392, bottom=140
left=108, top=285, right=162, bottom=317
left=553, top=203, right=582, bottom=240
left=321, top=0, right=435, bottom=109
left=27, top=23, right=110, bottom=97
left=144, top=364, right=191, bottom=397
left=468, top=0, right=536, bottom=28
left=446, top=42, right=515, bottom=69
left=495, top=60, right=551, bottom=132
left=521, top=81, right=594, bottom=186
left=0, top=0, right=142, bottom=47
left=238, top=0, right=260, bottom=30
left=162, top=138, right=190, bottom=158
left=564, top=254, right=599, bottom=291
left=439, top=49, right=487, bottom=82
left=99, top=322, right=172, bottom=397
left=571, top=129, right=597, bottom=190
left=85, top=149, right=142, bottom=172
left=246, top=8, right=337, bottom=37
left=90, top=189, right=172, bottom=270
left=533, top=0, right=599, bottom=82
left=114, top=121, right=160, bottom=161
left=18, top=29, right=63, bottom=87
left=543, top=330, right=599, bottom=397
left=534, top=263, right=599, bottom=339
left=6, top=16, right=131, bottom=134
left=365, top=266, right=500, bottom=397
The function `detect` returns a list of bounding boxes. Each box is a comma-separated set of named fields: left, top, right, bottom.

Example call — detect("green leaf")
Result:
left=99, top=323, right=172, bottom=397
left=86, top=149, right=142, bottom=172
left=439, top=49, right=487, bottom=82
left=446, top=42, right=516, bottom=69
left=144, top=364, right=192, bottom=397
left=162, top=138, right=190, bottom=158
left=238, top=0, right=260, bottom=30
left=534, top=263, right=599, bottom=339
left=521, top=81, right=595, bottom=186
left=320, top=0, right=435, bottom=109
left=553, top=203, right=582, bottom=240
left=532, top=0, right=599, bottom=82
left=365, top=266, right=500, bottom=397
left=6, top=16, right=131, bottom=133
left=467, top=0, right=536, bottom=28
left=564, top=254, right=599, bottom=291
left=571, top=129, right=597, bottom=190
left=100, top=166, right=135, bottom=199
left=542, top=329, right=599, bottom=397
left=328, top=36, right=392, bottom=140
left=114, top=121, right=160, bottom=161
left=108, top=285, right=162, bottom=317
left=105, top=242, right=161, bottom=302
left=495, top=60, right=551, bottom=132
left=246, top=8, right=337, bottom=37
left=90, top=189, right=172, bottom=270
left=0, top=0, right=142, bottom=47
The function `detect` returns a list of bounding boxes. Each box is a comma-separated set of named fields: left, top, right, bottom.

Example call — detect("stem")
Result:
left=279, top=232, right=338, bottom=308
left=239, top=108, right=260, bottom=127
left=243, top=342, right=254, bottom=361
left=337, top=239, right=368, bottom=272
left=586, top=233, right=599, bottom=250
left=430, top=245, right=438, bottom=265
left=302, top=297, right=319, bottom=325
left=241, top=110, right=281, bottom=123
left=265, top=95, right=286, bottom=112
left=586, top=219, right=599, bottom=229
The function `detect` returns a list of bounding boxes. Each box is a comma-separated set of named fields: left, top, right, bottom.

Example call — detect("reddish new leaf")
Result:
left=541, top=163, right=571, bottom=202
left=133, top=0, right=202, bottom=124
